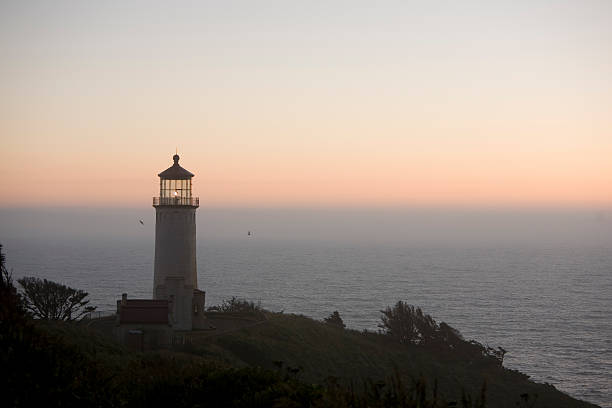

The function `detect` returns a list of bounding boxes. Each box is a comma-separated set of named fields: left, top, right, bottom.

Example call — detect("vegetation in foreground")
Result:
left=185, top=309, right=595, bottom=408
left=0, top=245, right=599, bottom=407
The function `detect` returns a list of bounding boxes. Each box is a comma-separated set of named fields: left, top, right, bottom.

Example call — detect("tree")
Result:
left=0, top=243, right=25, bottom=320
left=379, top=301, right=507, bottom=367
left=324, top=311, right=346, bottom=329
left=378, top=301, right=437, bottom=344
left=18, top=276, right=96, bottom=321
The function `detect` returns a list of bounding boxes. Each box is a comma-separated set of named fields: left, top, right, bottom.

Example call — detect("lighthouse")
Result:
left=152, top=153, right=205, bottom=330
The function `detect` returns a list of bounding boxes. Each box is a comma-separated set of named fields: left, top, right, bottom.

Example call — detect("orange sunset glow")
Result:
left=1, top=1, right=611, bottom=208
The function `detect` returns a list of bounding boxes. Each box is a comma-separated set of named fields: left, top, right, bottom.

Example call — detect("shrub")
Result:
left=208, top=296, right=263, bottom=313
left=324, top=311, right=346, bottom=329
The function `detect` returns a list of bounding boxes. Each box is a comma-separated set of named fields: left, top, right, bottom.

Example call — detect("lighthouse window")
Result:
left=159, top=177, right=193, bottom=201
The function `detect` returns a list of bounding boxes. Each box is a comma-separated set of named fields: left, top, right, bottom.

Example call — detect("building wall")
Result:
left=165, top=277, right=193, bottom=331
left=153, top=207, right=198, bottom=295
left=192, top=289, right=207, bottom=330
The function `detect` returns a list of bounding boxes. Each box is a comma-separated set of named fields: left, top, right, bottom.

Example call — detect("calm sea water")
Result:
left=1, top=208, right=611, bottom=407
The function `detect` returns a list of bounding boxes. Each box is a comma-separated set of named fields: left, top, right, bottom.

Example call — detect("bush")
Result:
left=324, top=311, right=346, bottom=329
left=208, top=296, right=264, bottom=313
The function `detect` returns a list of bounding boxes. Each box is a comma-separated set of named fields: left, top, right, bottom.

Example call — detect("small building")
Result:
left=114, top=294, right=172, bottom=350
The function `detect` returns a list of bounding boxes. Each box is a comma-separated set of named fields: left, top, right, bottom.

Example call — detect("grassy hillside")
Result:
left=1, top=298, right=599, bottom=407
left=182, top=312, right=598, bottom=408
left=2, top=310, right=600, bottom=407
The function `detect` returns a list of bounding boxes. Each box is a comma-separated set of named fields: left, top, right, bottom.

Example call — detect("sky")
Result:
left=1, top=0, right=611, bottom=208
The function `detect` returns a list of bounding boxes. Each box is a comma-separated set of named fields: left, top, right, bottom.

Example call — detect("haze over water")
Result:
left=2, top=207, right=611, bottom=407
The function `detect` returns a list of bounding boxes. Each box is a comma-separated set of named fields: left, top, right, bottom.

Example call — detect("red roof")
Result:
left=119, top=299, right=169, bottom=324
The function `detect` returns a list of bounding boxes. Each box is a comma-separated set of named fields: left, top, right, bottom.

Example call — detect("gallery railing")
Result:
left=153, top=197, right=199, bottom=207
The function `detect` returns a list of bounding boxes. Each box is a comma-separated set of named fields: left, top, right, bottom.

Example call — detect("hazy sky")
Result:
left=1, top=1, right=611, bottom=208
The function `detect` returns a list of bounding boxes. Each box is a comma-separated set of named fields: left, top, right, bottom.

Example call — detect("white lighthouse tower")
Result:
left=153, top=153, right=205, bottom=330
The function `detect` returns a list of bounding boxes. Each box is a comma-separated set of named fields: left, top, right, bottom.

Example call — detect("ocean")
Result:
left=1, top=207, right=611, bottom=407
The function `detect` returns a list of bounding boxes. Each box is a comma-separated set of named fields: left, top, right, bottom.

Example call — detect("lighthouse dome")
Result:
left=158, top=154, right=194, bottom=180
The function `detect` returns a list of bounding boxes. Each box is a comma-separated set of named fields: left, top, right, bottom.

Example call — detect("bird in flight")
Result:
left=139, top=220, right=144, bottom=225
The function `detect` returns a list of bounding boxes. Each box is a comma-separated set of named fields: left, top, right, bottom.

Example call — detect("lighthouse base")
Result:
left=154, top=278, right=206, bottom=331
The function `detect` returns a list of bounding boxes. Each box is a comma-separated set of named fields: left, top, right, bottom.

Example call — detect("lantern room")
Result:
left=153, top=154, right=199, bottom=207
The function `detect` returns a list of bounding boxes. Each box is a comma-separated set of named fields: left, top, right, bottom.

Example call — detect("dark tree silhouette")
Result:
left=378, top=301, right=437, bottom=344
left=379, top=301, right=507, bottom=367
left=324, top=311, right=346, bottom=329
left=18, top=276, right=95, bottom=321
left=0, top=243, right=25, bottom=320
left=486, top=346, right=507, bottom=366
